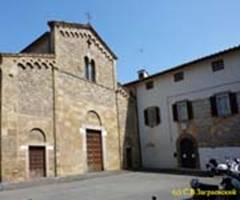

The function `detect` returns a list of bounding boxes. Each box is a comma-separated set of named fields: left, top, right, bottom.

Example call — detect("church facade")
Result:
left=0, top=21, right=140, bottom=182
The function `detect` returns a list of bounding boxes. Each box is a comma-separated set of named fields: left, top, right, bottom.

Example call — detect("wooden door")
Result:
left=126, top=147, right=133, bottom=169
left=180, top=138, right=197, bottom=168
left=87, top=130, right=103, bottom=172
left=29, top=146, right=46, bottom=178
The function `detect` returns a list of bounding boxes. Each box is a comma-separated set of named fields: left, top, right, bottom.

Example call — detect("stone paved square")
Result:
left=0, top=172, right=220, bottom=200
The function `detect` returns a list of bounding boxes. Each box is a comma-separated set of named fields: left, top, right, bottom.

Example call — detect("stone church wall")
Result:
left=0, top=54, right=55, bottom=182
left=51, top=23, right=121, bottom=176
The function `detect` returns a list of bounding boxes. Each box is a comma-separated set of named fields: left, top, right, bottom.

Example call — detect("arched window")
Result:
left=84, top=57, right=96, bottom=83
left=91, top=59, right=96, bottom=82
left=85, top=56, right=90, bottom=80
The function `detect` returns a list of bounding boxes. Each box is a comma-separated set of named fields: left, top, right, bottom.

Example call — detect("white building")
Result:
left=125, top=46, right=240, bottom=170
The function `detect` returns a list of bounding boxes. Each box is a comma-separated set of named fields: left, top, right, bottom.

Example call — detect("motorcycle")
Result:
left=225, top=158, right=240, bottom=174
left=206, top=158, right=220, bottom=175
left=185, top=158, right=240, bottom=200
left=206, top=158, right=240, bottom=176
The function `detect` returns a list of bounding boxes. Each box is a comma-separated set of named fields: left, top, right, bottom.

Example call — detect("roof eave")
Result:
left=123, top=45, right=240, bottom=87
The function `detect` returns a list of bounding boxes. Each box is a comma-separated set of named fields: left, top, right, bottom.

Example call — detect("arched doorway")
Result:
left=28, top=129, right=47, bottom=179
left=85, top=111, right=104, bottom=172
left=177, top=135, right=199, bottom=169
left=86, top=129, right=103, bottom=172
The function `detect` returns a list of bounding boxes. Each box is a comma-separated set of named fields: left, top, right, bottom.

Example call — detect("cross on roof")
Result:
left=85, top=12, right=92, bottom=24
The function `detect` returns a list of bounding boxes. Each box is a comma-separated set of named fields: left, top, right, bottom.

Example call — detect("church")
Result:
left=0, top=20, right=240, bottom=183
left=0, top=21, right=140, bottom=182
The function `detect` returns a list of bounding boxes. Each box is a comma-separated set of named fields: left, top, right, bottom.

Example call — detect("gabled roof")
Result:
left=21, top=32, right=50, bottom=53
left=48, top=21, right=117, bottom=59
left=124, top=44, right=240, bottom=87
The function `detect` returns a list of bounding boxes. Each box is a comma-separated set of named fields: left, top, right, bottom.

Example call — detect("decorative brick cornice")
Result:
left=0, top=53, right=55, bottom=59
left=0, top=53, right=56, bottom=70
left=48, top=20, right=117, bottom=60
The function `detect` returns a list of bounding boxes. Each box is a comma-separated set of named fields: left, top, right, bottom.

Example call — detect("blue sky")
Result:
left=1, top=0, right=240, bottom=83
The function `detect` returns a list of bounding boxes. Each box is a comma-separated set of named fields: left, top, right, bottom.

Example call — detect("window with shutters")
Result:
left=177, top=101, right=188, bottom=121
left=216, top=93, right=231, bottom=117
left=210, top=92, right=238, bottom=117
left=172, top=100, right=193, bottom=122
left=144, top=106, right=160, bottom=127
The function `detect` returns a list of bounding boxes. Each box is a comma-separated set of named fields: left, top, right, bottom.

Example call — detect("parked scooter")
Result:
left=206, top=158, right=220, bottom=175
left=185, top=158, right=240, bottom=200
left=225, top=158, right=240, bottom=174
left=206, top=158, right=240, bottom=176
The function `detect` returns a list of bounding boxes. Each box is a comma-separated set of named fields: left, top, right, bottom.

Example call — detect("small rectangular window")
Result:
left=212, top=60, right=224, bottom=72
left=174, top=71, right=184, bottom=82
left=145, top=81, right=154, bottom=90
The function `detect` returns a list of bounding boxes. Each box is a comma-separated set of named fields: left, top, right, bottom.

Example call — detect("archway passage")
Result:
left=86, top=130, right=103, bottom=172
left=179, top=137, right=198, bottom=168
